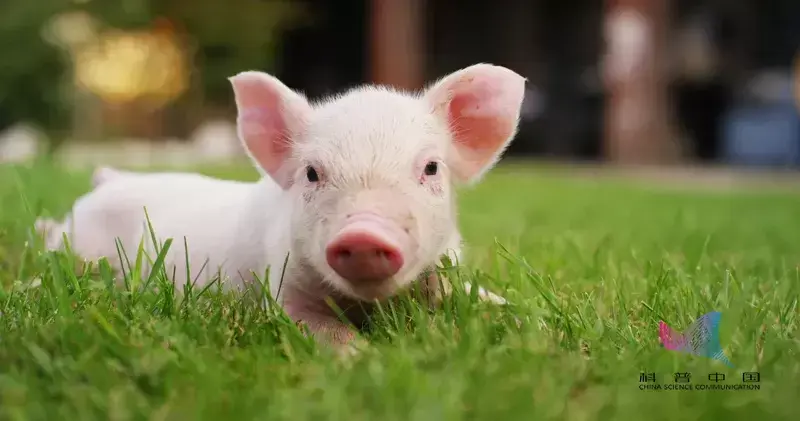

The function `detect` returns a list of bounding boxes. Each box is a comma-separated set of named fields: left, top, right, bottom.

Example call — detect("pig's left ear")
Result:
left=423, top=64, right=526, bottom=185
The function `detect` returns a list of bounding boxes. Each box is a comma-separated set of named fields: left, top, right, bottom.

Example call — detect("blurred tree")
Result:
left=80, top=0, right=306, bottom=105
left=0, top=0, right=154, bottom=152
left=0, top=0, right=305, bottom=151
left=154, top=0, right=307, bottom=106
left=0, top=1, right=72, bottom=153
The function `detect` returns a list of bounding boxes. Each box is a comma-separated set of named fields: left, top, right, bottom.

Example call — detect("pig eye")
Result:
left=423, top=161, right=438, bottom=176
left=305, top=166, right=319, bottom=182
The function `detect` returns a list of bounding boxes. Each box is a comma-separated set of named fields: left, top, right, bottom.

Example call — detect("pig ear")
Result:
left=424, top=64, right=526, bottom=184
left=229, top=71, right=312, bottom=189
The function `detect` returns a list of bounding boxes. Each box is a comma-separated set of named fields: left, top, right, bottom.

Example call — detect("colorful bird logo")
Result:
left=658, top=311, right=733, bottom=367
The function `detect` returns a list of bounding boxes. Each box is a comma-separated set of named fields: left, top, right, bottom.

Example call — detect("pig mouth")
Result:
left=340, top=265, right=439, bottom=302
left=324, top=212, right=412, bottom=295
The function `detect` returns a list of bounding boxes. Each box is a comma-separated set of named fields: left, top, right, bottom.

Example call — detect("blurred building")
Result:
left=277, top=0, right=800, bottom=167
left=4, top=0, right=799, bottom=168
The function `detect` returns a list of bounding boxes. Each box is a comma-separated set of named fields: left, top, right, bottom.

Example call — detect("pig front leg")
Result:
left=280, top=281, right=365, bottom=356
left=419, top=267, right=520, bottom=328
left=419, top=269, right=508, bottom=306
left=433, top=242, right=509, bottom=305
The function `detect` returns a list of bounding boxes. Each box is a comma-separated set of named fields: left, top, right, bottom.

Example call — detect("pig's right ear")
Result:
left=229, top=71, right=312, bottom=189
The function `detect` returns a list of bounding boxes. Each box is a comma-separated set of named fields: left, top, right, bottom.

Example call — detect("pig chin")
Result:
left=321, top=212, right=417, bottom=301
left=330, top=276, right=404, bottom=302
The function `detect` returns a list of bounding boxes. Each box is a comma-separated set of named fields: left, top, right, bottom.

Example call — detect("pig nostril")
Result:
left=338, top=249, right=352, bottom=259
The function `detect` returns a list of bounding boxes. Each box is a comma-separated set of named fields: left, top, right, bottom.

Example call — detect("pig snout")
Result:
left=325, top=212, right=408, bottom=284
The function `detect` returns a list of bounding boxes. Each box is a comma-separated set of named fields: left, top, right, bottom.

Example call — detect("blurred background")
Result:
left=1, top=0, right=799, bottom=172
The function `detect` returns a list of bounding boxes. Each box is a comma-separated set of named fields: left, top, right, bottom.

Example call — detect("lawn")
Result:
left=0, top=159, right=798, bottom=420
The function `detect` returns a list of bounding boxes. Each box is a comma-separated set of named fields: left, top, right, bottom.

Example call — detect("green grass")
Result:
left=0, top=159, right=798, bottom=420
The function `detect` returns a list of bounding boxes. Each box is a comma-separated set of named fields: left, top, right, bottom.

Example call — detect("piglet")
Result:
left=35, top=63, right=526, bottom=351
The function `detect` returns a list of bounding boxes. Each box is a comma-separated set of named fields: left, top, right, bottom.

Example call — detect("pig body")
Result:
left=36, top=63, right=525, bottom=351
left=41, top=171, right=279, bottom=290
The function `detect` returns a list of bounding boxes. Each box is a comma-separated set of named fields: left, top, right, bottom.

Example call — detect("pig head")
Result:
left=230, top=63, right=526, bottom=304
